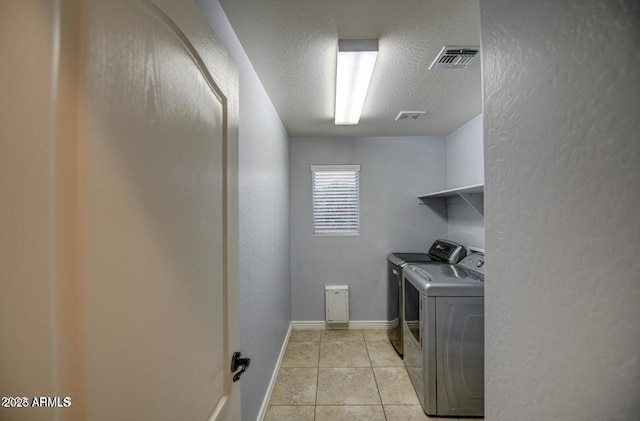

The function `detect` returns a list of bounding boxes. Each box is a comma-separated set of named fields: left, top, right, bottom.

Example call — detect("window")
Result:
left=311, top=165, right=360, bottom=235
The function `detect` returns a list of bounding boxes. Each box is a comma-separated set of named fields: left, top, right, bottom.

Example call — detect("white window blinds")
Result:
left=311, top=165, right=360, bottom=235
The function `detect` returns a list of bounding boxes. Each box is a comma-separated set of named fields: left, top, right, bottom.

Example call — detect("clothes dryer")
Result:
left=403, top=253, right=485, bottom=417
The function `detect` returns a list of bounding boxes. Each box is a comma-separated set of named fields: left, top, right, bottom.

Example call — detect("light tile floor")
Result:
left=265, top=329, right=484, bottom=421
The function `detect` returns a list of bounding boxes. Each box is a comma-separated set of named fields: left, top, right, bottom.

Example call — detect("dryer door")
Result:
left=436, top=297, right=484, bottom=416
left=403, top=277, right=423, bottom=407
left=387, top=262, right=403, bottom=356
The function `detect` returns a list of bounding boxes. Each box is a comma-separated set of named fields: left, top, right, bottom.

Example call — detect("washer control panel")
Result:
left=458, top=253, right=485, bottom=276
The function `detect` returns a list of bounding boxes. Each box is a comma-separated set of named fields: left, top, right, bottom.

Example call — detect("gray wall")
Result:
left=481, top=1, right=640, bottom=419
left=446, top=113, right=484, bottom=189
left=446, top=195, right=484, bottom=249
left=446, top=114, right=485, bottom=248
left=290, top=136, right=447, bottom=321
left=195, top=3, right=291, bottom=420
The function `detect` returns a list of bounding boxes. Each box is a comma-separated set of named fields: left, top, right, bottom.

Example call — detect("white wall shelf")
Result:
left=418, top=183, right=484, bottom=216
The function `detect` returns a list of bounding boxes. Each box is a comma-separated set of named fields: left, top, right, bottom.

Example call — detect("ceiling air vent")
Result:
left=395, top=111, right=425, bottom=121
left=429, top=46, right=479, bottom=69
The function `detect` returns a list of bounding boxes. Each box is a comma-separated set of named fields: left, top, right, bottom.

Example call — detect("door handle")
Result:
left=230, top=351, right=250, bottom=382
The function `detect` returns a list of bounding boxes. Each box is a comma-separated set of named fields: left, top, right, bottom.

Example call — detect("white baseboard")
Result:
left=255, top=322, right=292, bottom=421
left=291, top=320, right=393, bottom=330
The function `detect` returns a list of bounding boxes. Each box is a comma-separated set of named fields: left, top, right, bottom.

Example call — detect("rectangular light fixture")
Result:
left=335, top=39, right=379, bottom=125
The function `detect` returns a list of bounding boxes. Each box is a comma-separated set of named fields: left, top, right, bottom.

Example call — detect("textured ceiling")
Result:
left=219, top=0, right=482, bottom=137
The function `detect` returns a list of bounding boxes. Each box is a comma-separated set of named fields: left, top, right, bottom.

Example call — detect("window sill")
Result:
left=313, top=232, right=360, bottom=237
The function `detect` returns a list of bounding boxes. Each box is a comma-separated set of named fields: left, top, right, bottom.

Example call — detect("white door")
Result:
left=81, top=1, right=240, bottom=420
left=0, top=0, right=239, bottom=420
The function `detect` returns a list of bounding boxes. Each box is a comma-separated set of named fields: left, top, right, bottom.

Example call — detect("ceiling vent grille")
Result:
left=429, top=46, right=479, bottom=69
left=395, top=111, right=425, bottom=121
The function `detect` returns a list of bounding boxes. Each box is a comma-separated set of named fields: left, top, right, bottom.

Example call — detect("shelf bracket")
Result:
left=459, top=192, right=484, bottom=216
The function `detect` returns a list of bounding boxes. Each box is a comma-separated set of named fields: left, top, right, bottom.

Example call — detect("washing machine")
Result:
left=387, top=240, right=466, bottom=356
left=403, top=253, right=485, bottom=417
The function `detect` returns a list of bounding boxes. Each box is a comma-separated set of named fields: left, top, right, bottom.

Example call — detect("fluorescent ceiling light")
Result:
left=335, top=39, right=378, bottom=125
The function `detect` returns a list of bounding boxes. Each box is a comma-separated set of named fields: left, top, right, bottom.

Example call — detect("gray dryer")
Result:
left=403, top=253, right=485, bottom=417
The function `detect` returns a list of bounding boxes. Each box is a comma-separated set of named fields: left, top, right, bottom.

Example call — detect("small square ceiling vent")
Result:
left=429, top=46, right=479, bottom=69
left=396, top=111, right=425, bottom=121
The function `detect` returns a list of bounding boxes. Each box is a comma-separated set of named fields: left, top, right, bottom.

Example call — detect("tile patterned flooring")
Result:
left=265, top=329, right=483, bottom=421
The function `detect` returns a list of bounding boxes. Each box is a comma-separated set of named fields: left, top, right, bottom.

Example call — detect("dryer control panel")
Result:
left=458, top=253, right=485, bottom=276
left=428, top=239, right=466, bottom=263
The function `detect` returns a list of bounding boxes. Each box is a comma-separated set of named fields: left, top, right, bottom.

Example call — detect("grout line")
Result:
left=365, top=338, right=388, bottom=420
left=363, top=337, right=372, bottom=368
left=313, top=330, right=322, bottom=421
left=314, top=333, right=320, bottom=421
